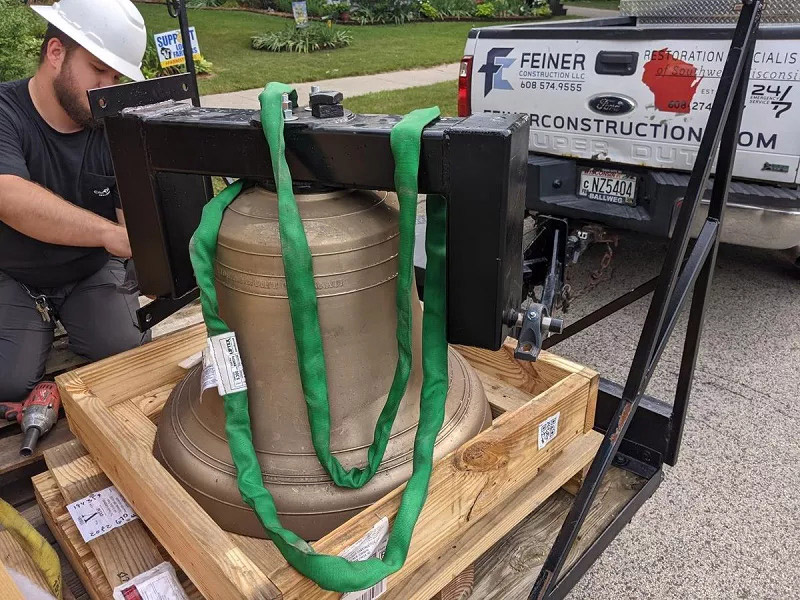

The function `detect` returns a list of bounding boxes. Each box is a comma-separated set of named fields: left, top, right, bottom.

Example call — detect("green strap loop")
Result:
left=258, top=82, right=419, bottom=489
left=188, top=81, right=448, bottom=592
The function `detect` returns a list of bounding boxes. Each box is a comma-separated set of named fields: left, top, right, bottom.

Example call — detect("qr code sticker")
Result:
left=538, top=412, right=560, bottom=449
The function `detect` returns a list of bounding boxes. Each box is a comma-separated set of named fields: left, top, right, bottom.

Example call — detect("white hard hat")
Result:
left=32, top=0, right=147, bottom=82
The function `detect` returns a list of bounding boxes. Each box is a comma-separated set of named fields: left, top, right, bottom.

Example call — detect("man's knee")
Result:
left=60, top=259, right=151, bottom=361
left=0, top=362, right=41, bottom=402
left=70, top=319, right=149, bottom=361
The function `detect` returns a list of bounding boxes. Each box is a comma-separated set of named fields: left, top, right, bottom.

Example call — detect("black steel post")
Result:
left=175, top=0, right=201, bottom=107
left=528, top=1, right=764, bottom=598
left=665, top=42, right=755, bottom=466
left=548, top=1, right=567, bottom=17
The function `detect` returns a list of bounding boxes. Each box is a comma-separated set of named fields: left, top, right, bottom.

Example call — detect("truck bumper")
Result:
left=526, top=155, right=800, bottom=250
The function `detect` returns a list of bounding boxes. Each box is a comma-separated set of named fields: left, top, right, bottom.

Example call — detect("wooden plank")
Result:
left=374, top=432, right=601, bottom=600
left=58, top=377, right=281, bottom=600
left=0, top=559, right=25, bottom=600
left=472, top=467, right=646, bottom=599
left=455, top=340, right=582, bottom=398
left=0, top=462, right=44, bottom=508
left=56, top=323, right=601, bottom=600
left=0, top=420, right=19, bottom=434
left=45, top=336, right=90, bottom=376
left=475, top=371, right=535, bottom=419
left=0, top=419, right=74, bottom=476
left=33, top=470, right=114, bottom=600
left=34, top=470, right=204, bottom=600
left=44, top=440, right=164, bottom=589
left=432, top=565, right=473, bottom=600
left=270, top=373, right=594, bottom=599
left=62, top=323, right=206, bottom=408
left=129, top=383, right=175, bottom=423
left=0, top=530, right=51, bottom=593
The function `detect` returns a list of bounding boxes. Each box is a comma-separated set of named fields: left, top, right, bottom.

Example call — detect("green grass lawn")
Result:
left=137, top=4, right=515, bottom=95
left=344, top=81, right=458, bottom=116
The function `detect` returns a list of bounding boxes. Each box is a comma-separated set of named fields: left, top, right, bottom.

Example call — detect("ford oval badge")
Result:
left=589, top=95, right=636, bottom=116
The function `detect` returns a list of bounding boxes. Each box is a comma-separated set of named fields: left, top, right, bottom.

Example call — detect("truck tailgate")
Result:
left=469, top=24, right=800, bottom=184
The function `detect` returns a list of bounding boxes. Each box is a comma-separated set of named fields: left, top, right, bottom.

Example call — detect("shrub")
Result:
left=268, top=0, right=333, bottom=16
left=351, top=0, right=418, bottom=24
left=418, top=1, right=441, bottom=20
left=0, top=0, right=46, bottom=82
left=325, top=1, right=353, bottom=19
left=423, top=0, right=473, bottom=18
left=251, top=22, right=353, bottom=52
left=531, top=0, right=552, bottom=17
left=474, top=1, right=495, bottom=17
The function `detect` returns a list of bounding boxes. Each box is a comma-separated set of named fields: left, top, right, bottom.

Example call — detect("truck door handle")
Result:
left=595, top=51, right=639, bottom=76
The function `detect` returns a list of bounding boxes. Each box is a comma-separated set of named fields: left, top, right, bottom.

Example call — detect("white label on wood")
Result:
left=340, top=517, right=389, bottom=600
left=207, top=332, right=247, bottom=396
left=113, top=562, right=189, bottom=600
left=538, top=412, right=561, bottom=450
left=66, top=486, right=138, bottom=543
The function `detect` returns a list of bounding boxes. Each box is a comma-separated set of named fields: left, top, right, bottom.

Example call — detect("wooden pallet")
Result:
left=53, top=323, right=601, bottom=600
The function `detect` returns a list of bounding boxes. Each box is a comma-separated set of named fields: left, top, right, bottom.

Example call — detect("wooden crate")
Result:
left=53, top=323, right=601, bottom=600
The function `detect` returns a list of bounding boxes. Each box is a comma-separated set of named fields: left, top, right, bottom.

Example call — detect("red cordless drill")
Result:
left=0, top=382, right=61, bottom=457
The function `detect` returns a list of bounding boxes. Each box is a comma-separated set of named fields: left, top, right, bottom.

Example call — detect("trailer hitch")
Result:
left=508, top=216, right=567, bottom=361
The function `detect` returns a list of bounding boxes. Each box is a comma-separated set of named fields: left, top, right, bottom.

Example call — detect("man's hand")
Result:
left=101, top=224, right=132, bottom=259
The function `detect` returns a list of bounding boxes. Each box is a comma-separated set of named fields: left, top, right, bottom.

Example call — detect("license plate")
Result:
left=579, top=169, right=638, bottom=206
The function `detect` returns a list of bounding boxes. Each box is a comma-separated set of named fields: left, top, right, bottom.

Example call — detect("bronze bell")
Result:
left=154, top=185, right=491, bottom=540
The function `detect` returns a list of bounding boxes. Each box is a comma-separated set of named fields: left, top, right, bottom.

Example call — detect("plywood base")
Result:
left=52, top=324, right=600, bottom=600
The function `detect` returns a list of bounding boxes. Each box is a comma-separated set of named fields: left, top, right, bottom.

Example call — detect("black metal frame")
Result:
left=529, top=1, right=764, bottom=597
left=90, top=85, right=529, bottom=350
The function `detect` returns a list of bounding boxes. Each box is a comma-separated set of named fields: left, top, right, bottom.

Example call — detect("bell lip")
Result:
left=153, top=349, right=490, bottom=539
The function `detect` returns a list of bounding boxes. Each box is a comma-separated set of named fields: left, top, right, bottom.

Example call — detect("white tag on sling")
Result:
left=207, top=332, right=247, bottom=396
left=339, top=517, right=389, bottom=600
left=201, top=348, right=219, bottom=394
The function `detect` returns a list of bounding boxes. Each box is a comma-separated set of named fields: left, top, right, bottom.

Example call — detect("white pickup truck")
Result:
left=459, top=2, right=800, bottom=252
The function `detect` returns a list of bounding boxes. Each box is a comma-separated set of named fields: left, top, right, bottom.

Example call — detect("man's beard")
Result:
left=53, top=61, right=98, bottom=129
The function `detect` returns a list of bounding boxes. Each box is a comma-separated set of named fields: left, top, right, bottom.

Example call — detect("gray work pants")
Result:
left=0, top=258, right=150, bottom=402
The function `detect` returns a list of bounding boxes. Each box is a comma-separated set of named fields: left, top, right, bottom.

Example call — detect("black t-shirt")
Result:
left=0, top=78, right=120, bottom=288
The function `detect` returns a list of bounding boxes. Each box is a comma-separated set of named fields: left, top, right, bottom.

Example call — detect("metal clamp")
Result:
left=512, top=304, right=564, bottom=362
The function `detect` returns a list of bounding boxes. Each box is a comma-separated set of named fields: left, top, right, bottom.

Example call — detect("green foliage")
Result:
left=269, top=0, right=333, bottom=16
left=141, top=36, right=214, bottom=79
left=324, top=1, right=353, bottom=18
left=531, top=0, right=552, bottom=17
left=424, top=0, right=474, bottom=18
left=185, top=0, right=555, bottom=24
left=418, top=1, right=441, bottom=20
left=351, top=0, right=418, bottom=24
left=251, top=22, right=353, bottom=52
left=0, top=0, right=46, bottom=82
left=474, top=2, right=495, bottom=17
left=187, top=0, right=227, bottom=7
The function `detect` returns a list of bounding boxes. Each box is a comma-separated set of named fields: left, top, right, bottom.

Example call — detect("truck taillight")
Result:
left=458, top=56, right=473, bottom=117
